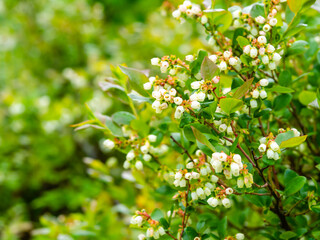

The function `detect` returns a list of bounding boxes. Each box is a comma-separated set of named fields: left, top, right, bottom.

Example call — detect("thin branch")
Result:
left=258, top=117, right=266, bottom=137
left=170, top=135, right=195, bottom=163
left=285, top=199, right=304, bottom=216
left=166, top=231, right=178, bottom=240
left=258, top=69, right=273, bottom=78
left=180, top=181, right=190, bottom=239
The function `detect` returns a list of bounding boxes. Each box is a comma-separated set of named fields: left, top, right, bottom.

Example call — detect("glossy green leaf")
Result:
left=233, top=78, right=254, bottom=99
left=119, top=65, right=150, bottom=97
left=112, top=111, right=136, bottom=125
left=279, top=70, right=292, bottom=86
left=287, top=0, right=305, bottom=13
left=283, top=23, right=307, bottom=39
left=268, top=85, right=294, bottom=93
left=273, top=94, right=292, bottom=111
left=275, top=131, right=295, bottom=145
left=191, top=126, right=215, bottom=152
left=284, top=176, right=306, bottom=196
left=236, top=36, right=250, bottom=48
left=250, top=3, right=265, bottom=18
left=201, top=56, right=218, bottom=80
left=191, top=50, right=208, bottom=75
left=105, top=116, right=123, bottom=137
left=219, top=98, right=243, bottom=114
left=205, top=9, right=233, bottom=33
left=298, top=90, right=317, bottom=105
left=280, top=135, right=308, bottom=148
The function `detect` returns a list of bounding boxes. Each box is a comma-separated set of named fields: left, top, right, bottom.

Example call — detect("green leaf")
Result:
left=112, top=111, right=136, bottom=125
left=284, top=169, right=299, bottom=184
left=231, top=78, right=244, bottom=90
left=151, top=208, right=164, bottom=221
left=301, top=0, right=316, bottom=12
left=250, top=3, right=265, bottom=18
left=201, top=56, right=218, bottom=80
left=236, top=36, right=250, bottom=48
left=283, top=23, right=307, bottom=39
left=99, top=81, right=129, bottom=103
left=219, top=98, right=243, bottom=114
left=240, top=55, right=251, bottom=66
left=275, top=131, right=295, bottom=145
left=298, top=90, right=317, bottom=105
left=287, top=40, right=309, bottom=55
left=280, top=231, right=297, bottom=239
left=280, top=135, right=308, bottom=148
left=217, top=216, right=227, bottom=238
left=119, top=65, right=150, bottom=97
left=287, top=0, right=305, bottom=13
left=160, top=218, right=169, bottom=229
left=191, top=126, right=215, bottom=152
left=268, top=85, right=294, bottom=93
left=284, top=176, right=307, bottom=196
left=182, top=227, right=198, bottom=240
left=232, top=28, right=246, bottom=49
left=105, top=116, right=123, bottom=137
left=205, top=9, right=233, bottom=33
left=279, top=70, right=292, bottom=87
left=190, top=50, right=208, bottom=75
left=273, top=94, right=292, bottom=111
left=233, top=78, right=254, bottom=99
left=128, top=93, right=152, bottom=104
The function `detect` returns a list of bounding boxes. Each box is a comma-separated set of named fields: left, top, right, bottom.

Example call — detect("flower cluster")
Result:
left=258, top=127, right=304, bottom=161
left=249, top=78, right=269, bottom=108
left=209, top=50, right=242, bottom=72
left=172, top=1, right=207, bottom=24
left=171, top=149, right=253, bottom=211
left=103, top=134, right=168, bottom=170
left=130, top=210, right=166, bottom=240
left=243, top=40, right=282, bottom=70
left=151, top=55, right=190, bottom=76
left=258, top=135, right=281, bottom=160
left=210, top=152, right=253, bottom=188
left=231, top=1, right=280, bottom=35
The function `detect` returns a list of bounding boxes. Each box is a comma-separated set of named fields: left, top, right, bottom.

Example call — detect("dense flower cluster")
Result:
left=131, top=210, right=166, bottom=239
left=171, top=150, right=253, bottom=210
left=172, top=1, right=206, bottom=24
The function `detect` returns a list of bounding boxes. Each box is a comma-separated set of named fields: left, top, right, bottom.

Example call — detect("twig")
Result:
left=180, top=181, right=190, bottom=239
left=166, top=231, right=178, bottom=240
left=170, top=135, right=195, bottom=163
left=258, top=117, right=266, bottom=137
left=285, top=199, right=304, bottom=216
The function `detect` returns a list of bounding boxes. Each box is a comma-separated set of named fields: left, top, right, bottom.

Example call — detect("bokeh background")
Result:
left=2, top=0, right=319, bottom=239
